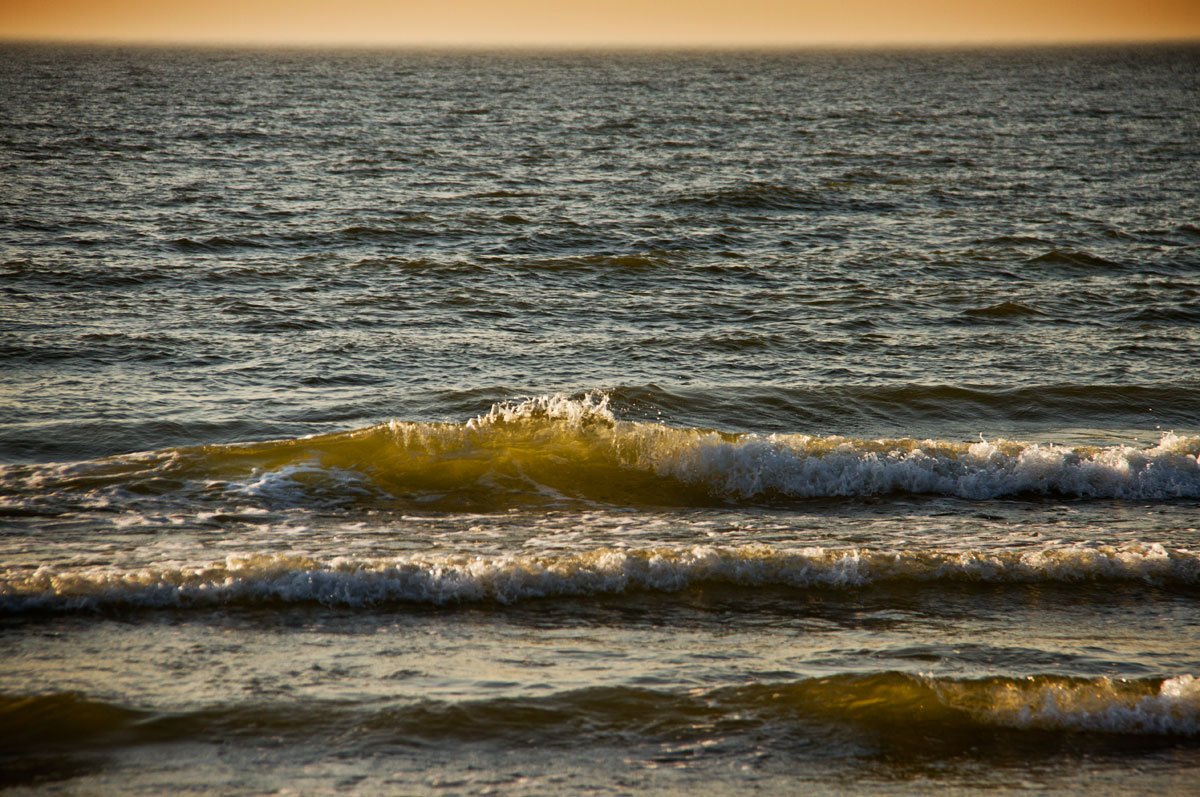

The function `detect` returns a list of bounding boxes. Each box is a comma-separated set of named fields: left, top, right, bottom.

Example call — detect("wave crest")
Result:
left=4, top=673, right=1197, bottom=744
left=4, top=395, right=1199, bottom=510
left=942, top=674, right=1200, bottom=735
left=4, top=543, right=1197, bottom=613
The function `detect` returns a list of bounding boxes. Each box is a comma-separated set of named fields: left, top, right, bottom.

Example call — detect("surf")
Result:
left=3, top=395, right=1199, bottom=514
left=5, top=542, right=1198, bottom=613
left=3, top=673, right=1197, bottom=747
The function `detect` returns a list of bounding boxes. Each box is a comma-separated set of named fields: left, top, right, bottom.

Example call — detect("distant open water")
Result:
left=2, top=43, right=1199, bottom=793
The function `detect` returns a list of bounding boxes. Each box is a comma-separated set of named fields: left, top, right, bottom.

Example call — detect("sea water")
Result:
left=2, top=44, right=1199, bottom=793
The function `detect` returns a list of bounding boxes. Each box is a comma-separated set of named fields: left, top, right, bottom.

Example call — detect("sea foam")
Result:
left=939, top=674, right=1200, bottom=735
left=407, top=395, right=1200, bottom=501
left=3, top=542, right=1197, bottom=613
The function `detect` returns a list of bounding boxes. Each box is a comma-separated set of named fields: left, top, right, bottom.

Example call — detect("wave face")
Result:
left=4, top=542, right=1197, bottom=613
left=4, top=395, right=1198, bottom=513
left=3, top=674, right=1197, bottom=749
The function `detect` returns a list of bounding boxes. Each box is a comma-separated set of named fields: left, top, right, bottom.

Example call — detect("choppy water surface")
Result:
left=2, top=44, right=1199, bottom=793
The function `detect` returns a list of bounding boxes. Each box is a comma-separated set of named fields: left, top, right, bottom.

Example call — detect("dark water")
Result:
left=2, top=43, right=1200, bottom=793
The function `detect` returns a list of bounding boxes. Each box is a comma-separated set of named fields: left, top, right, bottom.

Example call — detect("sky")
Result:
left=2, top=0, right=1199, bottom=48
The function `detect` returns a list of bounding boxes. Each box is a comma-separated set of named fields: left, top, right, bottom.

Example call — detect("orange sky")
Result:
left=3, top=0, right=1199, bottom=47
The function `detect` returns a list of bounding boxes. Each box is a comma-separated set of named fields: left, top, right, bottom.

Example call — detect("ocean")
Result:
left=1, top=43, right=1199, bottom=793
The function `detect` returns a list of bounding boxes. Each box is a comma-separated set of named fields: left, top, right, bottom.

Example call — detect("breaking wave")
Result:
left=3, top=673, right=1197, bottom=746
left=4, top=542, right=1197, bottom=613
left=3, top=395, right=1199, bottom=512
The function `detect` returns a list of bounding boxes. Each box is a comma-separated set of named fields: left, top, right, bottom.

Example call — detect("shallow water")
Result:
left=2, top=43, right=1199, bottom=793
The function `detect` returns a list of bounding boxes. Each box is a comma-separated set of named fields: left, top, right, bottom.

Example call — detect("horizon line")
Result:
left=4, top=35, right=1200, bottom=52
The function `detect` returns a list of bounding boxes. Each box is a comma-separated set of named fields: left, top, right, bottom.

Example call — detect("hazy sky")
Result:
left=3, top=0, right=1199, bottom=47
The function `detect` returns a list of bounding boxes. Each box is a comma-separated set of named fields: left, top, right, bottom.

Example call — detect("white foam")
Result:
left=945, top=675, right=1200, bottom=735
left=3, top=543, right=1197, bottom=612
left=643, top=430, right=1200, bottom=500
left=445, top=395, right=1200, bottom=500
left=468, top=392, right=616, bottom=429
left=222, top=462, right=378, bottom=508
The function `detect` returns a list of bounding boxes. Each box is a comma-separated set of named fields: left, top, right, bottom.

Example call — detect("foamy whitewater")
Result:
left=2, top=44, right=1199, bottom=794
left=5, top=542, right=1199, bottom=612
